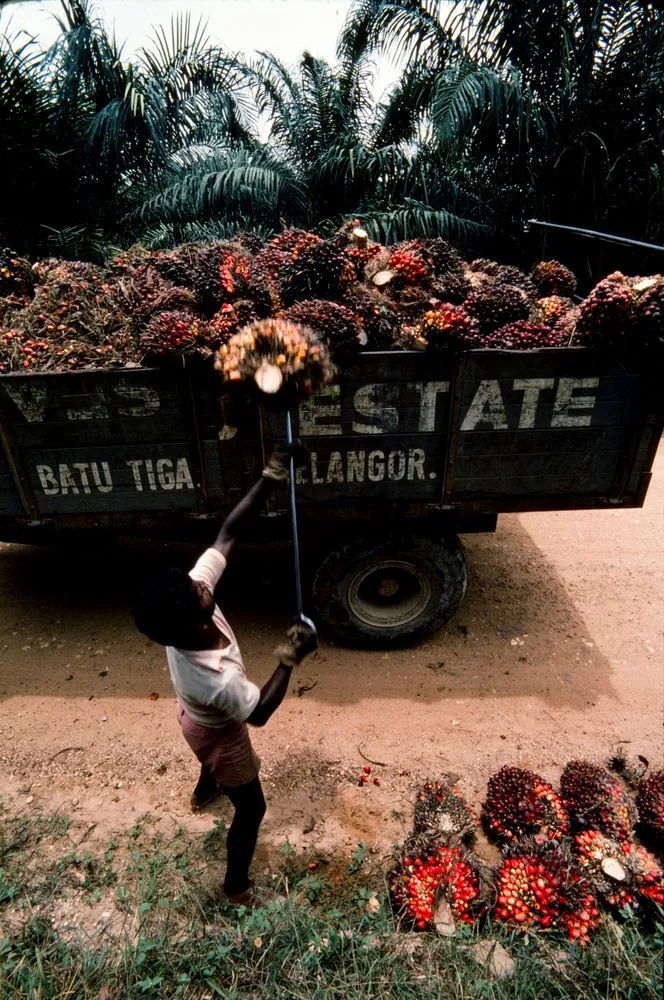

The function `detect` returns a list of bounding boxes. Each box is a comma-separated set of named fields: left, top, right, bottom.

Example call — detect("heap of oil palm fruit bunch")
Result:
left=387, top=756, right=663, bottom=946
left=1, top=223, right=662, bottom=374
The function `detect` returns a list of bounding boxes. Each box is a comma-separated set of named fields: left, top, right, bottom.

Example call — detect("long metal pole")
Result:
left=527, top=219, right=664, bottom=254
left=285, top=408, right=304, bottom=618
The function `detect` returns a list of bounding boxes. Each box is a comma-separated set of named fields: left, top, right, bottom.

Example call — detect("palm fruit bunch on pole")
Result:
left=636, top=770, right=664, bottom=848
left=215, top=317, right=335, bottom=399
left=574, top=830, right=664, bottom=912
left=483, top=766, right=569, bottom=842
left=560, top=760, right=637, bottom=841
left=464, top=283, right=531, bottom=334
left=413, top=776, right=479, bottom=844
left=389, top=839, right=489, bottom=931
left=531, top=260, right=577, bottom=297
left=280, top=239, right=355, bottom=306
left=415, top=304, right=479, bottom=351
left=281, top=299, right=365, bottom=359
left=576, top=272, right=637, bottom=348
left=494, top=836, right=601, bottom=945
left=480, top=320, right=567, bottom=350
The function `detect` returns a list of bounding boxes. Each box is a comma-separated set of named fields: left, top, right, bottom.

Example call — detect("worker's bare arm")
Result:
left=247, top=622, right=318, bottom=727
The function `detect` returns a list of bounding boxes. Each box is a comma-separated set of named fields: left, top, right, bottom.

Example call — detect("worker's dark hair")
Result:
left=130, top=567, right=205, bottom=646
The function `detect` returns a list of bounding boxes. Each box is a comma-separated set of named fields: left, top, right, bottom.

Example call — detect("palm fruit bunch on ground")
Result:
left=281, top=299, right=364, bottom=358
left=279, top=239, right=355, bottom=306
left=215, top=317, right=334, bottom=398
left=576, top=272, right=637, bottom=348
left=494, top=836, right=601, bottom=945
left=532, top=260, right=577, bottom=297
left=560, top=760, right=637, bottom=841
left=635, top=770, right=664, bottom=848
left=483, top=766, right=569, bottom=841
left=479, top=320, right=568, bottom=350
left=389, top=840, right=488, bottom=930
left=413, top=776, right=479, bottom=843
left=414, top=304, right=480, bottom=351
left=464, top=282, right=531, bottom=334
left=574, top=830, right=664, bottom=912
left=140, top=310, right=211, bottom=359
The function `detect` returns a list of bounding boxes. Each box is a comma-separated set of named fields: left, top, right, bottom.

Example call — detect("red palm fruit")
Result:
left=389, top=840, right=487, bottom=930
left=140, top=310, right=207, bottom=357
left=495, top=837, right=600, bottom=945
left=484, top=766, right=569, bottom=841
left=280, top=240, right=355, bottom=306
left=636, top=769, right=664, bottom=845
left=479, top=320, right=567, bottom=349
left=414, top=777, right=479, bottom=843
left=281, top=299, right=363, bottom=358
left=268, top=229, right=322, bottom=254
left=388, top=242, right=432, bottom=286
left=574, top=829, right=664, bottom=911
left=464, top=283, right=530, bottom=334
left=208, top=303, right=241, bottom=345
left=576, top=272, right=637, bottom=348
left=531, top=260, right=577, bottom=297
left=530, top=295, right=576, bottom=327
left=416, top=304, right=479, bottom=351
left=561, top=760, right=637, bottom=841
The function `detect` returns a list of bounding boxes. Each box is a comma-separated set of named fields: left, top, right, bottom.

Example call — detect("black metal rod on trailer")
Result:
left=527, top=219, right=664, bottom=254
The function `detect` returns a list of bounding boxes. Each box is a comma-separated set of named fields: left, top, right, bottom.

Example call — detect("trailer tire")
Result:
left=312, top=534, right=467, bottom=648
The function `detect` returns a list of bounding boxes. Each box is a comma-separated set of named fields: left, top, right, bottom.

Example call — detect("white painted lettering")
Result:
left=513, top=378, right=555, bottom=429
left=298, top=386, right=341, bottom=436
left=72, top=462, right=92, bottom=494
left=4, top=383, right=48, bottom=423
left=310, top=454, right=325, bottom=485
left=411, top=382, right=450, bottom=432
left=175, top=458, right=194, bottom=490
left=127, top=460, right=144, bottom=491
left=36, top=464, right=59, bottom=495
left=461, top=380, right=509, bottom=431
left=407, top=449, right=426, bottom=480
left=58, top=464, right=79, bottom=495
left=91, top=462, right=113, bottom=492
left=551, top=378, right=599, bottom=428
left=326, top=452, right=344, bottom=484
left=145, top=459, right=157, bottom=491
left=388, top=449, right=406, bottom=481
left=346, top=451, right=366, bottom=483
left=113, top=380, right=160, bottom=417
left=352, top=384, right=399, bottom=434
left=156, top=459, right=175, bottom=489
left=367, top=450, right=385, bottom=481
left=65, top=385, right=109, bottom=422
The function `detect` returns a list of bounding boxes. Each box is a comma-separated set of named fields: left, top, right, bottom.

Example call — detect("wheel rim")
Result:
left=346, top=559, right=432, bottom=629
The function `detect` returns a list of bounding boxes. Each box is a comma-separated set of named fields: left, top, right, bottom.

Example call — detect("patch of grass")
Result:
left=0, top=805, right=662, bottom=999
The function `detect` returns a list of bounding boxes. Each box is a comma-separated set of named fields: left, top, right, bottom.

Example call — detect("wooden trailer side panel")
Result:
left=445, top=350, right=646, bottom=502
left=0, top=370, right=227, bottom=518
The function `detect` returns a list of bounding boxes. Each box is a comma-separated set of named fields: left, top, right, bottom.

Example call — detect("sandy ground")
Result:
left=0, top=446, right=662, bottom=865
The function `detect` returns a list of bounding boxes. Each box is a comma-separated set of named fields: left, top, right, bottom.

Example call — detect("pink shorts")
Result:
left=177, top=703, right=260, bottom=788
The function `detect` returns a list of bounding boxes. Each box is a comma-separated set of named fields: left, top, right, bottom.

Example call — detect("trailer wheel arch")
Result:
left=311, top=534, right=467, bottom=648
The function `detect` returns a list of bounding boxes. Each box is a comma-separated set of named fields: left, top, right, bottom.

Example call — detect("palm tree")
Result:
left=339, top=0, right=664, bottom=262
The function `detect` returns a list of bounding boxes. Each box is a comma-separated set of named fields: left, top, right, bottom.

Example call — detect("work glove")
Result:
left=274, top=621, right=318, bottom=668
left=262, top=440, right=308, bottom=483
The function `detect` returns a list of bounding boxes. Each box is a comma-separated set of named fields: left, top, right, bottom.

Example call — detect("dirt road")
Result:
left=0, top=445, right=662, bottom=861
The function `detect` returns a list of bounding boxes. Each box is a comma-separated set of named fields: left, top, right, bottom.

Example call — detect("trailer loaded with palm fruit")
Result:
left=0, top=228, right=662, bottom=646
